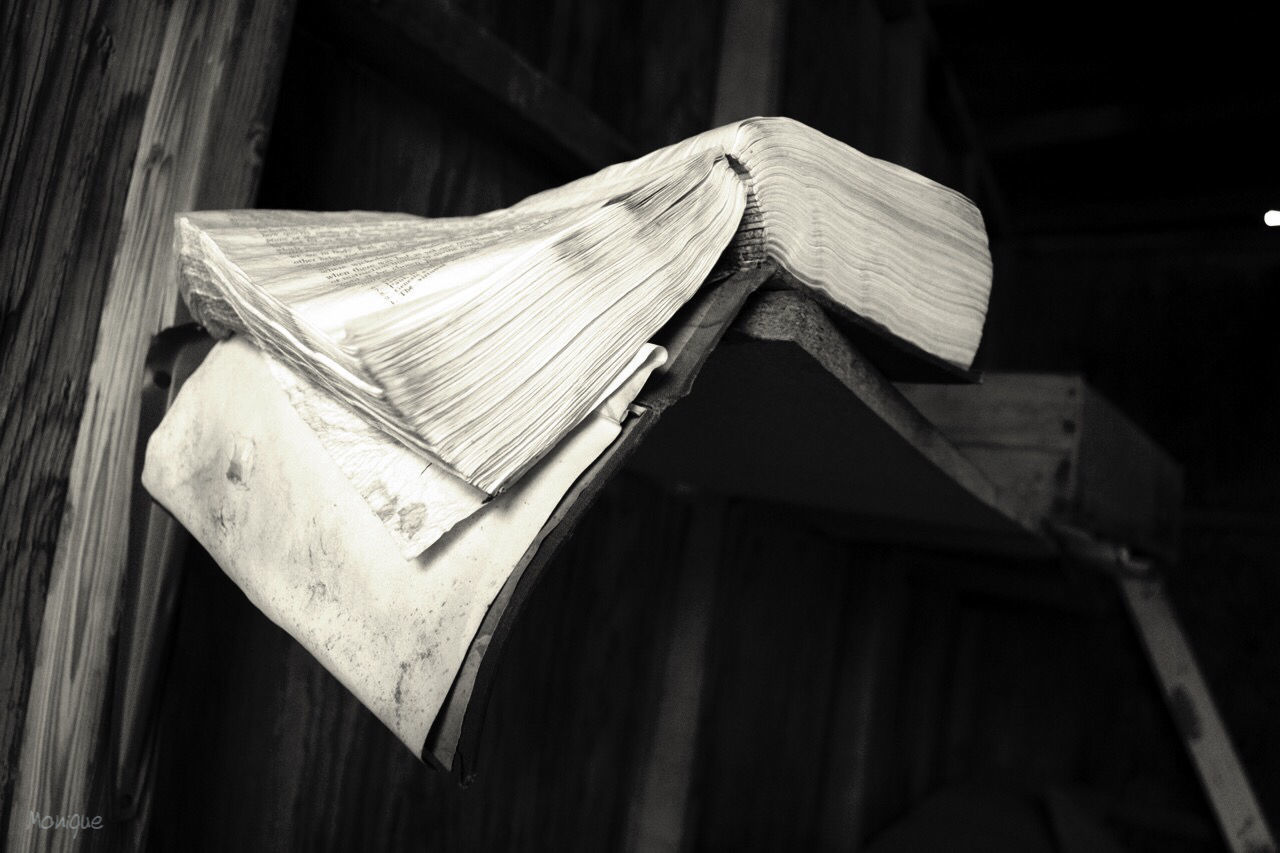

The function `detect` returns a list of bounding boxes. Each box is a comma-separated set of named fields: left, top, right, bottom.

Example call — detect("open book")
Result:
left=176, top=117, right=992, bottom=497
left=147, top=117, right=995, bottom=762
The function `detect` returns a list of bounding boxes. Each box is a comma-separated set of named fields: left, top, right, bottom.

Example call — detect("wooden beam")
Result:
left=6, top=0, right=294, bottom=848
left=712, top=0, right=789, bottom=124
left=880, top=15, right=927, bottom=173
left=1, top=0, right=174, bottom=840
left=1118, top=572, right=1276, bottom=853
left=304, top=0, right=637, bottom=175
left=816, top=562, right=909, bottom=849
left=425, top=269, right=776, bottom=774
left=899, top=374, right=1184, bottom=561
left=624, top=500, right=726, bottom=852
left=630, top=291, right=1044, bottom=544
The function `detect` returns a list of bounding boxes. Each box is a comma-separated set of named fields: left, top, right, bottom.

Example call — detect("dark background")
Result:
left=3, top=0, right=1278, bottom=849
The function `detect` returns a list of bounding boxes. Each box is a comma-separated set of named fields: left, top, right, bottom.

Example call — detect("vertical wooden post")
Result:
left=624, top=8, right=789, bottom=847
left=625, top=500, right=727, bottom=851
left=1119, top=573, right=1276, bottom=853
left=816, top=562, right=908, bottom=849
left=6, top=0, right=294, bottom=848
left=880, top=14, right=926, bottom=173
left=712, top=0, right=789, bottom=125
left=1, top=2, right=173, bottom=837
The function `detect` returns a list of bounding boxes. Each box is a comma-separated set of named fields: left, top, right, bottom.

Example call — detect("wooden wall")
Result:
left=3, top=1, right=293, bottom=843
left=141, top=476, right=681, bottom=850
left=450, top=0, right=726, bottom=153
left=137, top=468, right=1216, bottom=849
left=2, top=0, right=1254, bottom=848
left=982, top=236, right=1280, bottom=826
left=2, top=3, right=173, bottom=830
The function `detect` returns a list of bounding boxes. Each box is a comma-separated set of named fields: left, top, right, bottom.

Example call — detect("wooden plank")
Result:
left=899, top=374, right=1081, bottom=530
left=422, top=409, right=661, bottom=772
left=256, top=29, right=560, bottom=215
left=688, top=503, right=852, bottom=849
left=1, top=2, right=173, bottom=837
left=437, top=0, right=725, bottom=152
left=624, top=500, right=726, bottom=851
left=452, top=476, right=695, bottom=848
left=6, top=0, right=294, bottom=848
left=109, top=326, right=215, bottom=827
left=1119, top=573, right=1276, bottom=853
left=880, top=15, right=927, bottom=172
left=303, top=0, right=636, bottom=175
left=816, top=560, right=908, bottom=849
left=144, top=475, right=690, bottom=850
left=1078, top=388, right=1183, bottom=554
left=712, top=0, right=789, bottom=124
left=782, top=0, right=885, bottom=155
left=630, top=291, right=1044, bottom=548
left=426, top=268, right=775, bottom=774
left=899, top=374, right=1183, bottom=559
left=144, top=546, right=436, bottom=851
left=899, top=373, right=1081, bottom=451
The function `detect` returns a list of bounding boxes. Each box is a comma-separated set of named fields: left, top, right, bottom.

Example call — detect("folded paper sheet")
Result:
left=142, top=337, right=665, bottom=753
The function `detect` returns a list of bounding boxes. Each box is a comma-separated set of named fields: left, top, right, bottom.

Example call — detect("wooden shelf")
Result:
left=899, top=374, right=1183, bottom=560
left=425, top=269, right=1050, bottom=774
left=630, top=289, right=1045, bottom=552
left=302, top=0, right=637, bottom=175
left=125, top=268, right=1183, bottom=781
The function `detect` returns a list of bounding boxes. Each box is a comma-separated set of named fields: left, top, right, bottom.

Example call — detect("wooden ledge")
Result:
left=428, top=272, right=1049, bottom=774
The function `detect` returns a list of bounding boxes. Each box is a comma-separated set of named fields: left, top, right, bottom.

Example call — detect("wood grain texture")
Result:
left=145, top=546, right=435, bottom=851
left=300, top=0, right=637, bottom=176
left=428, top=408, right=664, bottom=772
left=452, top=0, right=726, bottom=150
left=1, top=1, right=173, bottom=840
left=144, top=475, right=688, bottom=851
left=429, top=270, right=773, bottom=773
left=1119, top=577, right=1276, bottom=852
left=624, top=500, right=726, bottom=851
left=5, top=0, right=294, bottom=848
left=899, top=374, right=1184, bottom=559
left=815, top=558, right=908, bottom=849
left=257, top=28, right=560, bottom=215
left=689, top=502, right=853, bottom=849
left=1077, top=387, right=1183, bottom=557
left=782, top=0, right=884, bottom=155
left=899, top=374, right=1083, bottom=531
left=629, top=290, right=1045, bottom=549
left=712, top=0, right=787, bottom=125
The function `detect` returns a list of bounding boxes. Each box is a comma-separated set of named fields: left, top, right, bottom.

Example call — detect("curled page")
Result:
left=142, top=337, right=666, bottom=753
left=264, top=340, right=666, bottom=558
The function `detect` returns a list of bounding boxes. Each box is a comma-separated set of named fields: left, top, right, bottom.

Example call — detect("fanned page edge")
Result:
left=729, top=118, right=991, bottom=368
left=515, top=116, right=993, bottom=369
left=262, top=338, right=669, bottom=559
left=172, top=117, right=992, bottom=496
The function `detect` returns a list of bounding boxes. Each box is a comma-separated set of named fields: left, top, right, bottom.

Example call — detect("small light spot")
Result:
left=1265, top=210, right=1280, bottom=227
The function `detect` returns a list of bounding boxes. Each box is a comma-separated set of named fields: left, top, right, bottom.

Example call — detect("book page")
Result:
left=143, top=335, right=669, bottom=753
left=262, top=338, right=668, bottom=558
